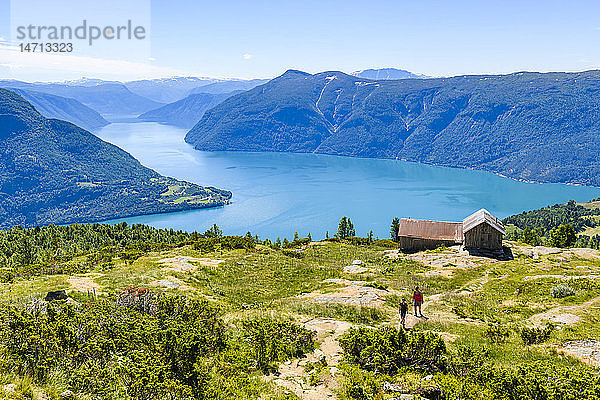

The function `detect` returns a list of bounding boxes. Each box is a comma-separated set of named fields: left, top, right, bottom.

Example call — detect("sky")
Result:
left=1, top=0, right=600, bottom=82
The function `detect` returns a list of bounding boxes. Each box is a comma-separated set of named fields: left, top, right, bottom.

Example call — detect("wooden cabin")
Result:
left=397, top=218, right=463, bottom=252
left=462, top=209, right=505, bottom=251
left=397, top=209, right=505, bottom=252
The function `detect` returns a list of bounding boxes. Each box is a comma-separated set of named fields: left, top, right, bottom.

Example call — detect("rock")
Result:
left=313, top=349, right=325, bottom=361
left=45, top=290, right=68, bottom=301
left=382, top=381, right=405, bottom=392
left=60, top=390, right=75, bottom=399
left=3, top=384, right=16, bottom=395
left=352, top=260, right=363, bottom=265
left=33, top=390, right=49, bottom=400
left=330, top=366, right=341, bottom=377
left=421, top=374, right=434, bottom=381
left=399, top=395, right=416, bottom=400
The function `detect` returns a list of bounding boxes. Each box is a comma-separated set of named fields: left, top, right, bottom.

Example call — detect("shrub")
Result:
left=520, top=324, right=555, bottom=345
left=364, top=282, right=388, bottom=291
left=551, top=284, right=575, bottom=298
left=372, top=239, right=397, bottom=249
left=484, top=324, right=510, bottom=344
left=338, top=327, right=447, bottom=374
left=281, top=249, right=304, bottom=258
left=239, top=317, right=315, bottom=371
left=346, top=237, right=371, bottom=246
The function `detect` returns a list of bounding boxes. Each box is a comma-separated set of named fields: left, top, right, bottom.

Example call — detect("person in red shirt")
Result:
left=413, top=286, right=424, bottom=318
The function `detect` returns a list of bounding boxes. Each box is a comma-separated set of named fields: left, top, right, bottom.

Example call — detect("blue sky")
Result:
left=1, top=0, right=600, bottom=81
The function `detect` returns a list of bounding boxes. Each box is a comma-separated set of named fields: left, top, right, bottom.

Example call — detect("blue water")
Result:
left=97, top=122, right=600, bottom=240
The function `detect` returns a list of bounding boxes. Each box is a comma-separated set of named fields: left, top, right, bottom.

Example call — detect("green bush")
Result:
left=239, top=317, right=315, bottom=371
left=338, top=327, right=447, bottom=374
left=520, top=324, right=555, bottom=345
left=484, top=324, right=510, bottom=344
left=372, top=239, right=397, bottom=248
left=0, top=294, right=313, bottom=399
left=281, top=249, right=304, bottom=258
left=551, top=284, right=575, bottom=298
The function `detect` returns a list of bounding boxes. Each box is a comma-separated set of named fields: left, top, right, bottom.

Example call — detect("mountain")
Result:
left=137, top=91, right=242, bottom=128
left=186, top=69, right=600, bottom=187
left=351, top=68, right=428, bottom=80
left=0, top=89, right=231, bottom=228
left=125, top=77, right=217, bottom=103
left=0, top=80, right=163, bottom=118
left=189, top=79, right=269, bottom=95
left=7, top=88, right=109, bottom=132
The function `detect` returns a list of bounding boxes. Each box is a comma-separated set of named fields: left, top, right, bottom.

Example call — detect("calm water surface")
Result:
left=97, top=122, right=600, bottom=239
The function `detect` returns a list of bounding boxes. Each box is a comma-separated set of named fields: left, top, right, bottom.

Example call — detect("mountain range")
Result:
left=124, top=77, right=218, bottom=103
left=0, top=80, right=163, bottom=118
left=0, top=89, right=231, bottom=228
left=185, top=69, right=600, bottom=186
left=137, top=91, right=243, bottom=128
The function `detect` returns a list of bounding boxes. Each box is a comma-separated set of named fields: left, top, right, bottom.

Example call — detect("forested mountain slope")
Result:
left=138, top=91, right=242, bottom=128
left=0, top=89, right=231, bottom=228
left=186, top=69, right=600, bottom=186
left=8, top=88, right=109, bottom=131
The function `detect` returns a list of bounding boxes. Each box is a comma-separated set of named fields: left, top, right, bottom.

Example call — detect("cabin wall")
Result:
left=463, top=223, right=503, bottom=250
left=399, top=237, right=457, bottom=252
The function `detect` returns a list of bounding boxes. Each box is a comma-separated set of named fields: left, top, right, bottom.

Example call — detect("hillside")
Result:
left=7, top=88, right=109, bottom=131
left=137, top=91, right=242, bottom=128
left=351, top=67, right=428, bottom=80
left=1, top=223, right=600, bottom=399
left=186, top=69, right=600, bottom=186
left=0, top=89, right=231, bottom=228
left=0, top=80, right=163, bottom=117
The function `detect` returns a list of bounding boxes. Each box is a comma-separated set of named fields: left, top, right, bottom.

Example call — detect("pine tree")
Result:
left=204, top=224, right=223, bottom=238
left=294, top=231, right=300, bottom=241
left=390, top=217, right=400, bottom=241
left=337, top=217, right=356, bottom=239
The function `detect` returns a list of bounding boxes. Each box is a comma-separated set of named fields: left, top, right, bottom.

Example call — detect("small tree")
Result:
left=274, top=238, right=281, bottom=249
left=307, top=232, right=312, bottom=241
left=368, top=230, right=374, bottom=244
left=390, top=217, right=400, bottom=241
left=337, top=217, right=355, bottom=239
left=294, top=231, right=300, bottom=241
left=204, top=224, right=223, bottom=238
left=549, top=224, right=576, bottom=248
left=522, top=227, right=541, bottom=246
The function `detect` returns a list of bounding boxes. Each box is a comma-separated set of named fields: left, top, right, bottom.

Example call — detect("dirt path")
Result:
left=67, top=274, right=106, bottom=295
left=529, top=295, right=600, bottom=327
left=267, top=318, right=353, bottom=400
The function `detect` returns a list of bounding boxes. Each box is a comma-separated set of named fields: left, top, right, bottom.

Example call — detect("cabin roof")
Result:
left=462, top=209, right=505, bottom=235
left=398, top=218, right=464, bottom=242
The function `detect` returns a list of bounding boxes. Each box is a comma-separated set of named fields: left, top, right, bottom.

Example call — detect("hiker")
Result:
left=399, top=298, right=408, bottom=328
left=413, top=286, right=424, bottom=317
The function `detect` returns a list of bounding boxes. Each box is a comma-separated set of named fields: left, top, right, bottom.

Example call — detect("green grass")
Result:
left=161, top=184, right=183, bottom=196
left=3, top=239, right=600, bottom=389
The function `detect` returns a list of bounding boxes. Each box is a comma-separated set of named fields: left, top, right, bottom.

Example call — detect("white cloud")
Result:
left=243, top=53, right=253, bottom=60
left=0, top=42, right=187, bottom=81
left=0, top=37, right=6, bottom=42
